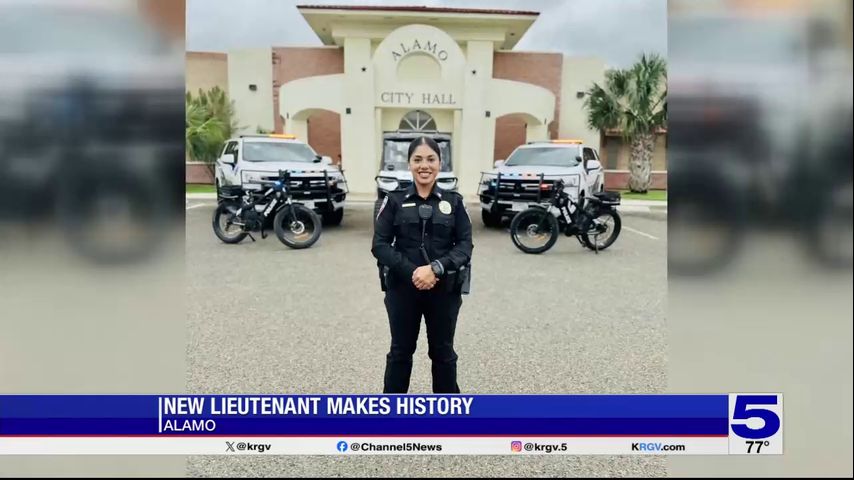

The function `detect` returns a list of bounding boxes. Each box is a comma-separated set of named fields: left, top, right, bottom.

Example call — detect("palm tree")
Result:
left=196, top=86, right=238, bottom=136
left=185, top=87, right=238, bottom=177
left=584, top=53, right=667, bottom=193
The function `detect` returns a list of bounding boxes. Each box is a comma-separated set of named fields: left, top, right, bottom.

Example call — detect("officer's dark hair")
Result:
left=407, top=136, right=441, bottom=162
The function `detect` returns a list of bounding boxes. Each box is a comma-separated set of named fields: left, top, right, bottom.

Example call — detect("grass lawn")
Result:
left=186, top=184, right=215, bottom=194
left=618, top=189, right=667, bottom=201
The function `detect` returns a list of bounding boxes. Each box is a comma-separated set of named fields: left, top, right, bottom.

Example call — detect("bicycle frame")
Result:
left=229, top=170, right=296, bottom=240
left=531, top=181, right=602, bottom=237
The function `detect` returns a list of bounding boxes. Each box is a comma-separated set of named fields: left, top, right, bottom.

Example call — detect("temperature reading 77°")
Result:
left=745, top=440, right=770, bottom=453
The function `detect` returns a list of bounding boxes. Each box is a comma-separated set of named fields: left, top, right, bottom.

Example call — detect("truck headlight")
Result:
left=376, top=177, right=399, bottom=191
left=241, top=171, right=264, bottom=185
left=562, top=175, right=580, bottom=188
left=327, top=172, right=345, bottom=187
left=480, top=175, right=497, bottom=187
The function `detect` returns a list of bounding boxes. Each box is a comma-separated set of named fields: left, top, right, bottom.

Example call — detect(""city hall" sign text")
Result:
left=379, top=91, right=457, bottom=106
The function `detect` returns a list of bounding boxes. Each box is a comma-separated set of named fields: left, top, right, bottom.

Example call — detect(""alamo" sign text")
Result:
left=391, top=39, right=449, bottom=62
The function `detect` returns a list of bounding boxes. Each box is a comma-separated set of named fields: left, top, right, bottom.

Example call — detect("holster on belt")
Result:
left=378, top=264, right=390, bottom=292
left=443, top=264, right=472, bottom=295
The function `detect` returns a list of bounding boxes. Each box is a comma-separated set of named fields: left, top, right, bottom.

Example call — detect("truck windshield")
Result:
left=242, top=142, right=318, bottom=162
left=382, top=139, right=453, bottom=172
left=505, top=147, right=581, bottom=167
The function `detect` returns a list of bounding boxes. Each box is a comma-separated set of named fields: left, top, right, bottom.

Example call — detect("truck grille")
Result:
left=258, top=173, right=346, bottom=202
left=481, top=178, right=558, bottom=203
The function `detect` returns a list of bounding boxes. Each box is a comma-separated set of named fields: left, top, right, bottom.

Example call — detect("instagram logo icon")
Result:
left=511, top=441, right=523, bottom=452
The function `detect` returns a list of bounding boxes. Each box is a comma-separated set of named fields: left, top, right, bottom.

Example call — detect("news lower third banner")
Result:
left=0, top=394, right=782, bottom=455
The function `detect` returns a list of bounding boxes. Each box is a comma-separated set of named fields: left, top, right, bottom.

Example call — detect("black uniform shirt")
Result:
left=372, top=183, right=473, bottom=283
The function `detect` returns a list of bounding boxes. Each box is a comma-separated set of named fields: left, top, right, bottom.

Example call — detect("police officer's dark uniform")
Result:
left=371, top=183, right=473, bottom=394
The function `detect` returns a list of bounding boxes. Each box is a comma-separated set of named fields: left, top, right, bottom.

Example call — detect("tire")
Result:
left=667, top=182, right=742, bottom=276
left=806, top=181, right=853, bottom=269
left=58, top=168, right=166, bottom=264
left=510, top=208, right=559, bottom=254
left=481, top=209, right=501, bottom=228
left=212, top=201, right=247, bottom=244
left=322, top=208, right=344, bottom=226
left=274, top=204, right=322, bottom=249
left=581, top=209, right=622, bottom=251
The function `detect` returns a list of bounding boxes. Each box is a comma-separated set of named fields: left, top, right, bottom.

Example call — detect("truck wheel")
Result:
left=58, top=167, right=166, bottom=264
left=481, top=209, right=501, bottom=228
left=323, top=208, right=344, bottom=226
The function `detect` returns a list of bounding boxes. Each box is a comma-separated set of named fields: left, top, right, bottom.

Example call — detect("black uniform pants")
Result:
left=383, top=283, right=462, bottom=394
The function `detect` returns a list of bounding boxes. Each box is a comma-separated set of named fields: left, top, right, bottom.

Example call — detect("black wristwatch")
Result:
left=430, top=260, right=444, bottom=276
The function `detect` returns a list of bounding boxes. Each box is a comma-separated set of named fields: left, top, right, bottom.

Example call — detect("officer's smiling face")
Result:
left=409, top=144, right=440, bottom=187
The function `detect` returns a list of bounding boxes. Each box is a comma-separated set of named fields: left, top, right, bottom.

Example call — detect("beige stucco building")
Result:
left=187, top=5, right=666, bottom=193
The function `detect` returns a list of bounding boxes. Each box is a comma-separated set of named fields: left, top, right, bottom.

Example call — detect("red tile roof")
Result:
left=296, top=5, right=539, bottom=16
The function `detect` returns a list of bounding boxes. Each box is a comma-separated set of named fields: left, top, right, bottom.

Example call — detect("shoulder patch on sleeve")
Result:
left=376, top=196, right=389, bottom=221
left=451, top=192, right=469, bottom=221
left=455, top=192, right=466, bottom=207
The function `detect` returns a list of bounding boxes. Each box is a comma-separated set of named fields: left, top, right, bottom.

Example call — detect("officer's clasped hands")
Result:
left=412, top=265, right=437, bottom=290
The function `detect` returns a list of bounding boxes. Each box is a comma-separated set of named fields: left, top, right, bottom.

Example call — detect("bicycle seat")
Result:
left=219, top=185, right=244, bottom=197
left=593, top=191, right=621, bottom=204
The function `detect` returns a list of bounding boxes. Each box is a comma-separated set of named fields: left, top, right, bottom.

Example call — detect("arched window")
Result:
left=399, top=110, right=437, bottom=132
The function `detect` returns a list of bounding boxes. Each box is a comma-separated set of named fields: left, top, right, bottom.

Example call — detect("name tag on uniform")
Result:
left=402, top=203, right=416, bottom=207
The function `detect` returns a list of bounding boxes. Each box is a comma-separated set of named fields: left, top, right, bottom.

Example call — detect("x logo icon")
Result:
left=225, top=441, right=235, bottom=452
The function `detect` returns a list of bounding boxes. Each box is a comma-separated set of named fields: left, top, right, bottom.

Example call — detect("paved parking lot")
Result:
left=186, top=201, right=667, bottom=477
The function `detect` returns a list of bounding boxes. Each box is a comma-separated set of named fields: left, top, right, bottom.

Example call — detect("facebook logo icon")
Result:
left=336, top=441, right=348, bottom=452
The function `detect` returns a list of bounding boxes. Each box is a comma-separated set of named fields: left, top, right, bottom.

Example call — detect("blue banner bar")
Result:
left=0, top=395, right=729, bottom=436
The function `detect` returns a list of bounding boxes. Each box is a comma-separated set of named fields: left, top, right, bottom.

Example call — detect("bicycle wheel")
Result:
left=509, top=208, right=559, bottom=254
left=581, top=209, right=622, bottom=251
left=273, top=204, right=322, bottom=249
left=212, top=201, right=248, bottom=244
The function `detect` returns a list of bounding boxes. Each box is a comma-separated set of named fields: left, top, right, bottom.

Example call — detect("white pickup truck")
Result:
left=215, top=134, right=348, bottom=225
left=478, top=140, right=604, bottom=227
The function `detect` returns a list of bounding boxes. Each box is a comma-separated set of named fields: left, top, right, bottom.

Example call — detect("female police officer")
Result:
left=371, top=136, right=473, bottom=394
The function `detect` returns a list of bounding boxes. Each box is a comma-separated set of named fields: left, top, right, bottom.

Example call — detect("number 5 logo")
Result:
left=730, top=394, right=781, bottom=439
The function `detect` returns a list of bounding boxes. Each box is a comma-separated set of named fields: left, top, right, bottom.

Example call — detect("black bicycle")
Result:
left=509, top=180, right=622, bottom=254
left=212, top=170, right=322, bottom=249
